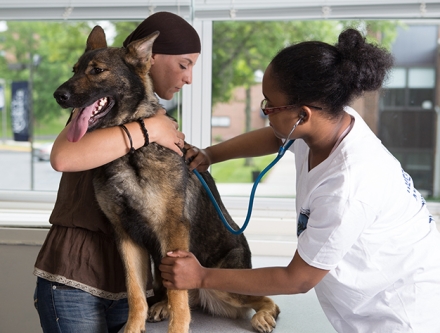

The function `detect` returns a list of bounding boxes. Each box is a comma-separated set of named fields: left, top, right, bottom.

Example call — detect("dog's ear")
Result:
left=85, top=25, right=107, bottom=52
left=125, top=31, right=160, bottom=65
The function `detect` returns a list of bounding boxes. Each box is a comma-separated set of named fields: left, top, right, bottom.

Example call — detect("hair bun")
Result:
left=336, top=28, right=366, bottom=57
left=335, top=28, right=393, bottom=96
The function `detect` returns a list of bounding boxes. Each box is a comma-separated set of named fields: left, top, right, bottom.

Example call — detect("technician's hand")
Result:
left=144, top=109, right=185, bottom=156
left=160, top=250, right=206, bottom=290
left=183, top=144, right=212, bottom=172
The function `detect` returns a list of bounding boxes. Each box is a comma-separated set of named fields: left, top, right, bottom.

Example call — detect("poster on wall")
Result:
left=0, top=84, right=4, bottom=111
left=11, top=81, right=29, bottom=142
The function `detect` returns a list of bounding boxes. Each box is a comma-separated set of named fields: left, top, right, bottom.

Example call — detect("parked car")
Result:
left=33, top=142, right=53, bottom=161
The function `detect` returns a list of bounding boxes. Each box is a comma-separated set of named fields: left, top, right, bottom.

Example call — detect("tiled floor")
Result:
left=119, top=256, right=337, bottom=333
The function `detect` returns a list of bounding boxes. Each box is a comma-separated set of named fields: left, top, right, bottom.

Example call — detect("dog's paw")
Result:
left=123, top=322, right=146, bottom=333
left=251, top=311, right=278, bottom=333
left=147, top=300, right=169, bottom=322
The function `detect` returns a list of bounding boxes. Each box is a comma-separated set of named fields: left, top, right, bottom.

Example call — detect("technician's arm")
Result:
left=160, top=250, right=328, bottom=296
left=185, top=127, right=282, bottom=171
left=51, top=109, right=185, bottom=172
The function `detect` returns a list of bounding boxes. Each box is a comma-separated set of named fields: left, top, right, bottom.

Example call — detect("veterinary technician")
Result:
left=160, top=28, right=440, bottom=333
left=33, top=12, right=201, bottom=333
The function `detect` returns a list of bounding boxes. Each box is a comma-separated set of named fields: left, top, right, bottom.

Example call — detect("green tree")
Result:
left=35, top=22, right=96, bottom=123
left=0, top=21, right=94, bottom=137
left=212, top=20, right=342, bottom=106
left=112, top=21, right=140, bottom=47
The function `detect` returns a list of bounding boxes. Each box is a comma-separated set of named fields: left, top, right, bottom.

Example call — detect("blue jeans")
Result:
left=33, top=277, right=129, bottom=333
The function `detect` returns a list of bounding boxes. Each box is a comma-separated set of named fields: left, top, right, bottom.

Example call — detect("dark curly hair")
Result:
left=269, top=28, right=394, bottom=117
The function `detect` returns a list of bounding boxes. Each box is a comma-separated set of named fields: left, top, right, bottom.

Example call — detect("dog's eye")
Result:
left=91, top=67, right=105, bottom=75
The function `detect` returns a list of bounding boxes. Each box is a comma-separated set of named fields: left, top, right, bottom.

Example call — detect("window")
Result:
left=408, top=68, right=436, bottom=108
left=382, top=67, right=406, bottom=107
left=380, top=63, right=437, bottom=195
left=0, top=20, right=438, bottom=223
left=211, top=116, right=231, bottom=127
left=382, top=67, right=436, bottom=109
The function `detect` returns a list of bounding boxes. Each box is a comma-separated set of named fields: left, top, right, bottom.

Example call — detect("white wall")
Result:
left=0, top=228, right=48, bottom=333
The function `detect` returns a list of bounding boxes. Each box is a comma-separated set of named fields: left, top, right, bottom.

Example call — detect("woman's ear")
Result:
left=299, top=106, right=312, bottom=124
left=150, top=53, right=156, bottom=65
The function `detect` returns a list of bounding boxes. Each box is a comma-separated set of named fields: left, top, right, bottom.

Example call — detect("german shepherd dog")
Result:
left=53, top=26, right=280, bottom=333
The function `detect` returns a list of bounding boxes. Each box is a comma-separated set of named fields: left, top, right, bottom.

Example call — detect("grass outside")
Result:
left=210, top=155, right=277, bottom=183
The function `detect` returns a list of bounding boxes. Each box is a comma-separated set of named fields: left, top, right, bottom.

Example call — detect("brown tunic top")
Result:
left=33, top=170, right=153, bottom=300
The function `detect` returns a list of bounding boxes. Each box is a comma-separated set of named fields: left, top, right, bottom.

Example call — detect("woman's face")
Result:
left=149, top=53, right=200, bottom=100
left=262, top=64, right=303, bottom=140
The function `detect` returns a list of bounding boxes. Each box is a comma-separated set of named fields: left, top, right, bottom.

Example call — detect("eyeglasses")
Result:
left=260, top=99, right=322, bottom=116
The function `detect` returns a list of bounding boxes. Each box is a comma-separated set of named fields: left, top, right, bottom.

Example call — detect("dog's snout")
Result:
left=54, top=89, right=71, bottom=104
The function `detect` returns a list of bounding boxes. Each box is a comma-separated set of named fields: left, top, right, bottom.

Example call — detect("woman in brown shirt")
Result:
left=33, top=11, right=201, bottom=333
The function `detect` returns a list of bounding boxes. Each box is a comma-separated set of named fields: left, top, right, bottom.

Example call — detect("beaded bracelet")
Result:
left=137, top=119, right=150, bottom=147
left=119, top=124, right=135, bottom=154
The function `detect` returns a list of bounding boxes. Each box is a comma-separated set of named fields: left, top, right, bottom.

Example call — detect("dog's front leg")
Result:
left=119, top=235, right=150, bottom=333
left=162, top=223, right=191, bottom=333
left=167, top=289, right=190, bottom=333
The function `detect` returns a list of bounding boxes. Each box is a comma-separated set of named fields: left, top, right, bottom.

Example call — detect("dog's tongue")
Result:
left=67, top=103, right=97, bottom=142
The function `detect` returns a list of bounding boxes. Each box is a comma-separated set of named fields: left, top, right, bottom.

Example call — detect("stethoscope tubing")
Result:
left=193, top=139, right=295, bottom=235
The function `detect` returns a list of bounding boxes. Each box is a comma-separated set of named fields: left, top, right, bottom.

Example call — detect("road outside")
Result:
left=0, top=149, right=61, bottom=191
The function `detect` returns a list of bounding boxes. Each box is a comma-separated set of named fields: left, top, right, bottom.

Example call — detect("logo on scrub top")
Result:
left=297, top=208, right=310, bottom=236
left=401, top=168, right=434, bottom=223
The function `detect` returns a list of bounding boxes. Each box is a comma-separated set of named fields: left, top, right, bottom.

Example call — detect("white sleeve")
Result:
left=297, top=193, right=377, bottom=271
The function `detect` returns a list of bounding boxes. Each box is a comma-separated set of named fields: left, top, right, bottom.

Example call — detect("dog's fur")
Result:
left=53, top=26, right=280, bottom=333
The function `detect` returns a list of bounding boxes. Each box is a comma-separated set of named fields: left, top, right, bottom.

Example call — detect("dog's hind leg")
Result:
left=147, top=266, right=170, bottom=322
left=195, top=289, right=279, bottom=333
left=119, top=234, right=150, bottom=333
left=242, top=295, right=280, bottom=333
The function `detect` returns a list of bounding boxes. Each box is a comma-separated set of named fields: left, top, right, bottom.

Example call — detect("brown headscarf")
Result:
left=123, top=11, right=201, bottom=55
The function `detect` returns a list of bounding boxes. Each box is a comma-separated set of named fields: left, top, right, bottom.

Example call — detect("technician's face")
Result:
left=149, top=53, right=199, bottom=100
left=262, top=64, right=303, bottom=140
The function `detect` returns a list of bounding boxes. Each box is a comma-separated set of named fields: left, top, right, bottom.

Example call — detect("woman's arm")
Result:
left=159, top=250, right=328, bottom=296
left=51, top=109, right=185, bottom=172
left=185, top=126, right=282, bottom=171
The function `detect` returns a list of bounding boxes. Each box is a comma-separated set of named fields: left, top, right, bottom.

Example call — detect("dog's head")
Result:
left=53, top=25, right=160, bottom=142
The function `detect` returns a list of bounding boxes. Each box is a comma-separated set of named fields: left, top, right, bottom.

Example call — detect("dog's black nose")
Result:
left=53, top=90, right=71, bottom=104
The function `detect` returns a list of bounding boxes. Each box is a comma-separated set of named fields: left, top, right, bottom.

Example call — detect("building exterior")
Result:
left=211, top=85, right=266, bottom=144
left=379, top=25, right=439, bottom=197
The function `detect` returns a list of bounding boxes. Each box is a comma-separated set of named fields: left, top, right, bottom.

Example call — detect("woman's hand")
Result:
left=160, top=250, right=329, bottom=295
left=183, top=144, right=212, bottom=172
left=159, top=250, right=206, bottom=290
left=145, top=109, right=185, bottom=155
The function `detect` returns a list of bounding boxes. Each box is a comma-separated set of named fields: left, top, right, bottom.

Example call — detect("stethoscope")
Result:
left=193, top=115, right=303, bottom=235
